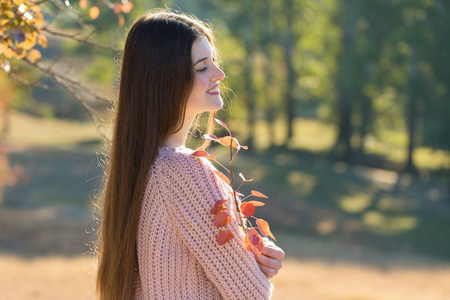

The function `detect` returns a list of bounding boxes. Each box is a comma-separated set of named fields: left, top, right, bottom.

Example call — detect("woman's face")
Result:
left=185, top=36, right=226, bottom=118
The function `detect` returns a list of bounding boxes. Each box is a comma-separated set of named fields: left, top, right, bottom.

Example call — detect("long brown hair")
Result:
left=96, top=10, right=217, bottom=300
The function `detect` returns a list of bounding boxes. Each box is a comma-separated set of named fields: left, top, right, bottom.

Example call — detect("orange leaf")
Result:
left=248, top=201, right=265, bottom=206
left=216, top=230, right=233, bottom=245
left=213, top=211, right=231, bottom=227
left=240, top=202, right=255, bottom=217
left=28, top=49, right=41, bottom=63
left=251, top=190, right=268, bottom=198
left=214, top=170, right=230, bottom=185
left=241, top=145, right=248, bottom=150
left=89, top=6, right=100, bottom=19
left=79, top=0, right=88, bottom=9
left=214, top=118, right=228, bottom=128
left=192, top=150, right=209, bottom=157
left=217, top=136, right=242, bottom=149
left=120, top=1, right=133, bottom=13
left=37, top=35, right=47, bottom=48
left=256, top=219, right=276, bottom=241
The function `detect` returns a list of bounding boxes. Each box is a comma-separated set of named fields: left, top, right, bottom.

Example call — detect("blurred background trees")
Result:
left=2, top=0, right=449, bottom=173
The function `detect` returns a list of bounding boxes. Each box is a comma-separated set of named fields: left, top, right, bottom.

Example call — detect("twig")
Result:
left=22, top=57, right=111, bottom=140
left=229, top=142, right=245, bottom=228
left=31, top=0, right=53, bottom=5
left=50, top=0, right=90, bottom=31
left=42, top=27, right=121, bottom=52
left=8, top=72, right=52, bottom=89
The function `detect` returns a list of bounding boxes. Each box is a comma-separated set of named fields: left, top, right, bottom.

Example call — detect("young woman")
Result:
left=96, top=10, right=285, bottom=300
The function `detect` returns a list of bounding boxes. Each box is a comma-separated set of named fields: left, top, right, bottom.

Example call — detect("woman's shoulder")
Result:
left=153, top=145, right=214, bottom=173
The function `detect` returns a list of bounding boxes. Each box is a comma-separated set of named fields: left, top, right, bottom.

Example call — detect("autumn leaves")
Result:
left=191, top=119, right=276, bottom=257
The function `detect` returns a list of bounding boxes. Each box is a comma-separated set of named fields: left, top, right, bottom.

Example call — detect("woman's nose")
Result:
left=212, top=65, right=225, bottom=82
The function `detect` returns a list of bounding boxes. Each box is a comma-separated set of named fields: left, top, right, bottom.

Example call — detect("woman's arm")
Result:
left=157, top=153, right=274, bottom=300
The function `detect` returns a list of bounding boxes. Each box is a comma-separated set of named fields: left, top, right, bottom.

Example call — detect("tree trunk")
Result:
left=283, top=0, right=295, bottom=145
left=242, top=0, right=255, bottom=150
left=332, top=0, right=355, bottom=162
left=404, top=47, right=419, bottom=173
left=358, top=93, right=372, bottom=155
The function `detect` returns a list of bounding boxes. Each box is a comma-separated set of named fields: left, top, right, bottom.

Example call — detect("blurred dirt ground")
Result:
left=1, top=230, right=449, bottom=300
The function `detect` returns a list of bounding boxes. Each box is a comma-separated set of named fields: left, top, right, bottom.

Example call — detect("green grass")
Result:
left=4, top=111, right=103, bottom=148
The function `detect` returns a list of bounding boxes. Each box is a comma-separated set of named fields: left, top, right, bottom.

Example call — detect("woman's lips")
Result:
left=206, top=85, right=220, bottom=95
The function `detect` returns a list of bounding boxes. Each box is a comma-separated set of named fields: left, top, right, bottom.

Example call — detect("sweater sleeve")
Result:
left=155, top=152, right=274, bottom=300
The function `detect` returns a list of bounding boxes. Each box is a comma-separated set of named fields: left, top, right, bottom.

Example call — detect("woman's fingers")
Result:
left=255, top=252, right=283, bottom=270
left=254, top=243, right=285, bottom=279
left=261, top=244, right=285, bottom=261
left=257, top=262, right=278, bottom=279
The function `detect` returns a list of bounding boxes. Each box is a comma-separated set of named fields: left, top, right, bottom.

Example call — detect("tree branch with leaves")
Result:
left=191, top=118, right=276, bottom=258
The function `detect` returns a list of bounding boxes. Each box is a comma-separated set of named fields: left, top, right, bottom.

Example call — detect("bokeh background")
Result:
left=1, top=0, right=449, bottom=299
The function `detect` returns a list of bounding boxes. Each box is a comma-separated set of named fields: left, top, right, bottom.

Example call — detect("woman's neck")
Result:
left=161, top=114, right=195, bottom=148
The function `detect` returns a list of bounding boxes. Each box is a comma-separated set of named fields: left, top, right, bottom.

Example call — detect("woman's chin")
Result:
left=208, top=96, right=224, bottom=112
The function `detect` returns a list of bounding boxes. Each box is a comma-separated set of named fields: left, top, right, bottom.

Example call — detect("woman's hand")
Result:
left=254, top=242, right=285, bottom=279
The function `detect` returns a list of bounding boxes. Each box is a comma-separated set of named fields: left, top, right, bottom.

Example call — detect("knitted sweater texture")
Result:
left=135, top=146, right=274, bottom=299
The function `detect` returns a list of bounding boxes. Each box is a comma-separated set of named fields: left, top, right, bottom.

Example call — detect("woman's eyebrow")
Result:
left=193, top=57, right=207, bottom=65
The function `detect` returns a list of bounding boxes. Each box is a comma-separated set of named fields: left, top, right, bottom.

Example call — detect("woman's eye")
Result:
left=197, top=66, right=207, bottom=72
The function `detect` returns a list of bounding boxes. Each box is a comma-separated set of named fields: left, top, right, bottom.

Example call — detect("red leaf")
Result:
left=256, top=219, right=276, bottom=241
left=251, top=190, right=268, bottom=198
left=216, top=230, right=234, bottom=245
left=244, top=229, right=264, bottom=257
left=214, top=211, right=231, bottom=227
left=203, top=134, right=219, bottom=141
left=240, top=202, right=255, bottom=217
left=254, top=237, right=264, bottom=257
left=192, top=150, right=209, bottom=157
left=192, top=150, right=215, bottom=160
left=214, top=200, right=227, bottom=206
left=210, top=200, right=228, bottom=214
left=248, top=201, right=265, bottom=206
left=210, top=205, right=227, bottom=215
left=244, top=228, right=261, bottom=252
left=214, top=170, right=230, bottom=185
left=214, top=118, right=228, bottom=128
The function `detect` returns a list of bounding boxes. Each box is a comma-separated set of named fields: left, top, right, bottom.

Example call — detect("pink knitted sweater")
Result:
left=135, top=146, right=274, bottom=299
